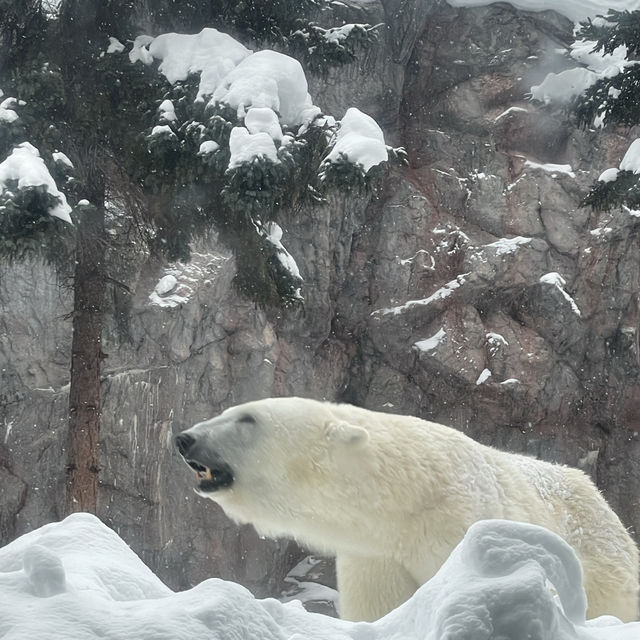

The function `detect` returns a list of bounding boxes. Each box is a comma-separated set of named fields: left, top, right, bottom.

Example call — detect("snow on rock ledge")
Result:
left=0, top=515, right=638, bottom=638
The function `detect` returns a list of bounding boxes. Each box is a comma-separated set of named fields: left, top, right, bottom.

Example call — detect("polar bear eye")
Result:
left=236, top=413, right=256, bottom=425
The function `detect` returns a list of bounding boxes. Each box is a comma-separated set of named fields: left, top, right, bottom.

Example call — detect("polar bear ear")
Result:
left=325, top=421, right=369, bottom=448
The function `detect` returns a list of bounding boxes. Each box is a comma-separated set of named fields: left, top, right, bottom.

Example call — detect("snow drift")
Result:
left=0, top=514, right=638, bottom=639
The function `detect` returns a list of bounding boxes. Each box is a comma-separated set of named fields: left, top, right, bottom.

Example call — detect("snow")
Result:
left=324, top=107, right=388, bottom=173
left=476, top=368, right=492, bottom=384
left=158, top=99, right=177, bottom=123
left=323, top=24, right=358, bottom=44
left=228, top=126, right=279, bottom=169
left=154, top=274, right=178, bottom=296
left=539, top=272, right=582, bottom=316
left=619, top=138, right=640, bottom=173
left=211, top=50, right=320, bottom=127
left=149, top=124, right=176, bottom=139
left=245, top=107, right=284, bottom=142
left=524, top=160, right=576, bottom=178
left=494, top=106, right=528, bottom=121
left=414, top=327, right=447, bottom=352
left=374, top=274, right=469, bottom=317
left=198, top=140, right=219, bottom=155
left=0, top=142, right=72, bottom=223
left=52, top=151, right=74, bottom=168
left=148, top=252, right=228, bottom=308
left=2, top=514, right=638, bottom=639
left=0, top=91, right=19, bottom=123
left=487, top=332, right=508, bottom=346
left=447, top=0, right=640, bottom=22
left=598, top=167, right=619, bottom=183
left=106, top=37, right=125, bottom=54
left=485, top=235, right=531, bottom=256
left=263, top=222, right=303, bottom=299
left=127, top=27, right=388, bottom=176
left=130, top=29, right=251, bottom=102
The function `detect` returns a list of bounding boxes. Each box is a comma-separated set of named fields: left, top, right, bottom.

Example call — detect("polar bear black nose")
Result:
left=175, top=432, right=196, bottom=457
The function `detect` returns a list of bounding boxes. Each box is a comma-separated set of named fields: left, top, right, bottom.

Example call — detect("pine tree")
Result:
left=573, top=9, right=640, bottom=211
left=0, top=0, right=390, bottom=513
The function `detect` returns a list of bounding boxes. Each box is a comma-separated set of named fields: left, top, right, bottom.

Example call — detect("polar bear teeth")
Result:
left=196, top=468, right=213, bottom=481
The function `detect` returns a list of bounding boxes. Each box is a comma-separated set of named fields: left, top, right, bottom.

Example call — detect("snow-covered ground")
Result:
left=1, top=513, right=638, bottom=639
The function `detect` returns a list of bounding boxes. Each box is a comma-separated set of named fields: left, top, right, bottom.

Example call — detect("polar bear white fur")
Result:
left=175, top=397, right=639, bottom=622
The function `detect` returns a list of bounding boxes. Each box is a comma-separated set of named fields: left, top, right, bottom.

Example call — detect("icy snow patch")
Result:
left=539, top=272, right=582, bottom=316
left=158, top=99, right=177, bottom=123
left=375, top=274, right=469, bottom=317
left=0, top=142, right=72, bottom=223
left=414, top=327, right=447, bottom=352
left=476, top=368, right=492, bottom=385
left=324, top=107, right=388, bottom=173
left=524, top=160, right=575, bottom=178
left=485, top=235, right=531, bottom=256
left=149, top=252, right=228, bottom=308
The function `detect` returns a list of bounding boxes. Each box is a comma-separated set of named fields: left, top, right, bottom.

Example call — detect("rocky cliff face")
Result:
left=1, top=0, right=639, bottom=601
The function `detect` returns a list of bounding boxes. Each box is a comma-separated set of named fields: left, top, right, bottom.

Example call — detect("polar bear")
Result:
left=174, top=397, right=639, bottom=622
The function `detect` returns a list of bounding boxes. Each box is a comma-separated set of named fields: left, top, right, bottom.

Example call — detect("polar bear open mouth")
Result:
left=185, top=459, right=234, bottom=493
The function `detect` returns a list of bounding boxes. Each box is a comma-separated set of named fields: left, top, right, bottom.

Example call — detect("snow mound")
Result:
left=130, top=28, right=251, bottom=102
left=324, top=107, right=388, bottom=173
left=0, top=142, right=72, bottom=223
left=211, top=50, right=319, bottom=127
left=619, top=138, right=640, bottom=174
left=2, top=515, right=638, bottom=639
left=228, top=126, right=279, bottom=169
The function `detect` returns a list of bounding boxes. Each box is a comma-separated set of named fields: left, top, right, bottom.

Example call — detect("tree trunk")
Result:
left=65, top=203, right=106, bottom=514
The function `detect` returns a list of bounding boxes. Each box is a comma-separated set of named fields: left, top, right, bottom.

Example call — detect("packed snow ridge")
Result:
left=1, top=514, right=639, bottom=639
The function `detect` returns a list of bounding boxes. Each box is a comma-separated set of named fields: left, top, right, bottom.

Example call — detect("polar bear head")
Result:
left=174, top=397, right=375, bottom=550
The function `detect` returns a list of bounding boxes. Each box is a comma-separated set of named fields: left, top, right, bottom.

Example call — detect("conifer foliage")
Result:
left=573, top=10, right=640, bottom=211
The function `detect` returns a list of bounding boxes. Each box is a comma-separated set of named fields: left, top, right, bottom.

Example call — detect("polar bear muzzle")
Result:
left=174, top=432, right=234, bottom=493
